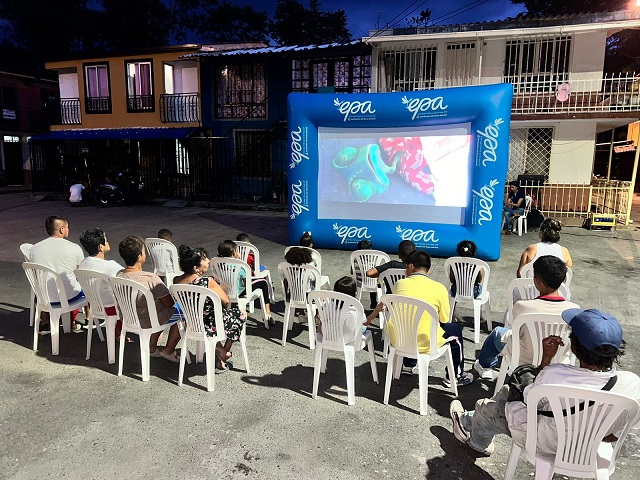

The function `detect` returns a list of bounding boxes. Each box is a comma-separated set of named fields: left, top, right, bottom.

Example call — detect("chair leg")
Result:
left=178, top=336, right=188, bottom=387
left=139, top=332, right=151, bottom=382
left=29, top=294, right=35, bottom=327
left=118, top=327, right=127, bottom=376
left=473, top=300, right=481, bottom=344
left=176, top=322, right=191, bottom=365
left=86, top=313, right=94, bottom=360
left=204, top=340, right=216, bottom=392
left=61, top=312, right=70, bottom=334
left=240, top=324, right=250, bottom=373
left=344, top=346, right=356, bottom=406
left=258, top=292, right=268, bottom=329
left=33, top=306, right=41, bottom=351
left=50, top=312, right=61, bottom=356
left=306, top=305, right=315, bottom=350
left=417, top=356, right=430, bottom=416
left=394, top=354, right=403, bottom=379
left=366, top=337, right=379, bottom=384
left=494, top=359, right=509, bottom=395
left=196, top=341, right=204, bottom=363
left=503, top=443, right=521, bottom=480
left=383, top=349, right=396, bottom=405
left=312, top=344, right=323, bottom=400
left=321, top=348, right=329, bottom=373
left=281, top=305, right=291, bottom=346
left=445, top=347, right=459, bottom=397
left=534, top=459, right=554, bottom=480
left=105, top=317, right=117, bottom=365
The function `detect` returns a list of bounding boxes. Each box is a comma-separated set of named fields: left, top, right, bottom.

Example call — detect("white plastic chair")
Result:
left=170, top=284, right=249, bottom=392
left=444, top=257, right=491, bottom=344
left=108, top=276, right=185, bottom=382
left=284, top=246, right=330, bottom=288
left=503, top=278, right=570, bottom=329
left=144, top=238, right=181, bottom=286
left=22, top=262, right=89, bottom=356
left=377, top=268, right=406, bottom=359
left=494, top=313, right=573, bottom=395
left=349, top=249, right=390, bottom=301
left=210, top=257, right=269, bottom=328
left=519, top=263, right=572, bottom=300
left=381, top=294, right=458, bottom=416
left=504, top=384, right=640, bottom=480
left=516, top=195, right=533, bottom=236
left=278, top=261, right=321, bottom=349
left=308, top=290, right=378, bottom=406
left=20, top=243, right=35, bottom=327
left=235, top=240, right=274, bottom=311
left=74, top=269, right=119, bottom=364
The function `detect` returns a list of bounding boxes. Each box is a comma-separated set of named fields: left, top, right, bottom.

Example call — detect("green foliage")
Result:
left=269, top=0, right=351, bottom=46
left=510, top=0, right=630, bottom=16
left=195, top=2, right=269, bottom=44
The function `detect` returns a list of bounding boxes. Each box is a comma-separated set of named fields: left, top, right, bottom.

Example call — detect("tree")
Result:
left=270, top=0, right=351, bottom=47
left=194, top=2, right=269, bottom=44
left=510, top=0, right=629, bottom=16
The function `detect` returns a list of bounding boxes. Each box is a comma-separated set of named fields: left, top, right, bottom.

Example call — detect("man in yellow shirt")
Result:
left=388, top=250, right=473, bottom=386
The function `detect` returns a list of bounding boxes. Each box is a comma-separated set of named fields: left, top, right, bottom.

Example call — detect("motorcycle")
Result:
left=95, top=173, right=145, bottom=207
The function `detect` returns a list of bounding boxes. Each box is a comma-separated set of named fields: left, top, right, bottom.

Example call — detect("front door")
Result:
left=3, top=137, right=24, bottom=186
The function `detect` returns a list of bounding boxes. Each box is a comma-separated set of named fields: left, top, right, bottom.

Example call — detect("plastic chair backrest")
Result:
left=144, top=238, right=179, bottom=277
left=308, top=290, right=365, bottom=348
left=278, top=262, right=320, bottom=305
left=524, top=195, right=533, bottom=214
left=510, top=313, right=572, bottom=367
left=210, top=257, right=251, bottom=303
left=519, top=263, right=571, bottom=290
left=169, top=284, right=225, bottom=342
left=235, top=241, right=260, bottom=272
left=525, top=385, right=640, bottom=477
left=20, top=243, right=32, bottom=261
left=284, top=246, right=323, bottom=272
left=108, top=276, right=161, bottom=331
left=350, top=250, right=390, bottom=289
left=74, top=269, right=113, bottom=318
left=380, top=294, right=439, bottom=357
left=443, top=257, right=490, bottom=298
left=378, top=268, right=406, bottom=295
left=22, top=262, right=70, bottom=309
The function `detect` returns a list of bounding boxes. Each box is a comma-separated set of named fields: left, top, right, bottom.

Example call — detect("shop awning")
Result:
left=30, top=127, right=198, bottom=142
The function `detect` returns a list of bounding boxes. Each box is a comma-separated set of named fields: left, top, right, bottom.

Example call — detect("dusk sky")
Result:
left=238, top=0, right=527, bottom=38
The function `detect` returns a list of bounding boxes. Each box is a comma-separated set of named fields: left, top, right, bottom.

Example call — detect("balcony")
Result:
left=85, top=96, right=111, bottom=114
left=510, top=73, right=640, bottom=116
left=58, top=98, right=82, bottom=125
left=127, top=95, right=154, bottom=113
left=160, top=93, right=200, bottom=123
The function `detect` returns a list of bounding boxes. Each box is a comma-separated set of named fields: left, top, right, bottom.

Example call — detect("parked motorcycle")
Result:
left=95, top=172, right=145, bottom=207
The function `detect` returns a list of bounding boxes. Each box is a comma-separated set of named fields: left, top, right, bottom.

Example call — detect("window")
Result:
left=126, top=60, right=154, bottom=112
left=291, top=56, right=371, bottom=93
left=378, top=47, right=436, bottom=92
left=216, top=63, right=265, bottom=118
left=83, top=63, right=111, bottom=113
left=504, top=36, right=571, bottom=93
left=508, top=127, right=553, bottom=181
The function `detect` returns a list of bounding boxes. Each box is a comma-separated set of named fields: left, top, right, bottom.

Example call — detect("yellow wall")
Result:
left=46, top=48, right=200, bottom=130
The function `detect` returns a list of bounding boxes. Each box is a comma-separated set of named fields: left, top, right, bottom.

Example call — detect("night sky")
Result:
left=238, top=0, right=527, bottom=38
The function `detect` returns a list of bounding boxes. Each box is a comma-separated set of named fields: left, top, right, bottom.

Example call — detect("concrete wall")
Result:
left=480, top=38, right=505, bottom=85
left=59, top=73, right=79, bottom=98
left=548, top=120, right=597, bottom=184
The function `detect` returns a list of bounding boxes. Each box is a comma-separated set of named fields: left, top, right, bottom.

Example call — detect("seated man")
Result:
left=116, top=236, right=182, bottom=362
left=450, top=308, right=640, bottom=455
left=502, top=181, right=525, bottom=234
left=371, top=250, right=473, bottom=386
left=366, top=240, right=415, bottom=280
left=474, top=255, right=579, bottom=379
left=29, top=215, right=85, bottom=333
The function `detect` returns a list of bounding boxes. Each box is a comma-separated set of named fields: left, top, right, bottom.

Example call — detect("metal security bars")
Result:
left=59, top=98, right=81, bottom=124
left=377, top=45, right=437, bottom=92
left=160, top=93, right=200, bottom=123
left=291, top=56, right=371, bottom=93
left=508, top=128, right=553, bottom=181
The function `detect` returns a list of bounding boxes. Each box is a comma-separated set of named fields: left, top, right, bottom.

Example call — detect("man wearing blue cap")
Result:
left=449, top=309, right=640, bottom=455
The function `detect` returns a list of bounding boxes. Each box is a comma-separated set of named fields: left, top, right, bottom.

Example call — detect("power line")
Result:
left=432, top=0, right=491, bottom=25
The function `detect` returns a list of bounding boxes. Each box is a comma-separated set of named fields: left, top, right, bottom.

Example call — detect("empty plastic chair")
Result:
left=20, top=243, right=35, bottom=327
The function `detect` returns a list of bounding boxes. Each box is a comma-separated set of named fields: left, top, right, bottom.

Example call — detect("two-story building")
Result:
left=364, top=10, right=640, bottom=224
left=30, top=44, right=206, bottom=197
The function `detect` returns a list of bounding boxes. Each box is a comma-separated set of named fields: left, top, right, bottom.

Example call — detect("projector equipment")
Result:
left=589, top=213, right=616, bottom=230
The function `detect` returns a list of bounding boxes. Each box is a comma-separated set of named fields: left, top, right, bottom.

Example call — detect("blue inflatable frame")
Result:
left=287, top=84, right=513, bottom=260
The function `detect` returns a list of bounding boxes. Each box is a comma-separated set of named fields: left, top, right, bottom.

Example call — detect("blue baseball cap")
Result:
left=561, top=308, right=623, bottom=353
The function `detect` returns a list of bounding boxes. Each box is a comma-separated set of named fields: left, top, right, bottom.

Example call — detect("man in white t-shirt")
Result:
left=30, top=216, right=85, bottom=332
left=473, top=255, right=579, bottom=379
left=69, top=181, right=85, bottom=205
left=450, top=309, right=640, bottom=456
left=79, top=228, right=124, bottom=314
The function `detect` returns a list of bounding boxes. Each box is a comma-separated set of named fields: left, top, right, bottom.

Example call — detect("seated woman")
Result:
left=173, top=245, right=246, bottom=371
left=218, top=240, right=274, bottom=326
left=449, top=240, right=483, bottom=299
left=517, top=218, right=572, bottom=278
left=116, top=235, right=182, bottom=362
left=299, top=231, right=313, bottom=248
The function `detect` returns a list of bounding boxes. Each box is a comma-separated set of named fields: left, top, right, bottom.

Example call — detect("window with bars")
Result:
left=216, top=62, right=266, bottom=118
left=504, top=36, right=571, bottom=93
left=508, top=127, right=553, bottom=181
left=291, top=56, right=371, bottom=93
left=126, top=61, right=154, bottom=112
left=378, top=46, right=437, bottom=92
left=84, top=63, right=111, bottom=114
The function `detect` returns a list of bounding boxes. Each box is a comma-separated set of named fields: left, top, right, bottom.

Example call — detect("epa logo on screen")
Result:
left=396, top=225, right=439, bottom=246
left=333, top=223, right=372, bottom=245
left=334, top=98, right=376, bottom=122
left=402, top=95, right=448, bottom=121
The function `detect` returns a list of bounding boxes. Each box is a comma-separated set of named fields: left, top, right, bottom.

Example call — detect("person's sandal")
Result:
left=159, top=350, right=180, bottom=363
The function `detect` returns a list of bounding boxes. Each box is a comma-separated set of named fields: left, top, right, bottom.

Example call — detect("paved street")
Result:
left=1, top=192, right=639, bottom=479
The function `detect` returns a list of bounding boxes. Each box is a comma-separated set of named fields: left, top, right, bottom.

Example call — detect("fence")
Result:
left=517, top=180, right=632, bottom=225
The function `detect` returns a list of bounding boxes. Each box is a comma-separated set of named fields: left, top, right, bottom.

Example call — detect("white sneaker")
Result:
left=474, top=360, right=496, bottom=380
left=449, top=400, right=470, bottom=443
left=401, top=365, right=419, bottom=375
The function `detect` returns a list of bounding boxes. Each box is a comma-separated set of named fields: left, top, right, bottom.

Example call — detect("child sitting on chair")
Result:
left=449, top=240, right=482, bottom=299
left=323, top=276, right=379, bottom=341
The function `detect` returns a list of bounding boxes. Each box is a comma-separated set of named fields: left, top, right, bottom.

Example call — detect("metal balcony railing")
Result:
left=160, top=93, right=200, bottom=123
left=127, top=95, right=154, bottom=112
left=510, top=73, right=640, bottom=115
left=85, top=96, right=111, bottom=114
left=59, top=98, right=81, bottom=125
